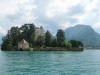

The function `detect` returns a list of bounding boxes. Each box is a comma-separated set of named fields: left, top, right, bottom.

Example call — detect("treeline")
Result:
left=1, top=23, right=83, bottom=50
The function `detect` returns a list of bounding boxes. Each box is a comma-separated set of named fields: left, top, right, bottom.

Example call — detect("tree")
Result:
left=20, top=23, right=36, bottom=47
left=1, top=23, right=36, bottom=50
left=36, top=36, right=45, bottom=47
left=67, top=43, right=72, bottom=50
left=45, top=30, right=52, bottom=47
left=61, top=42, right=67, bottom=47
left=51, top=38, right=58, bottom=47
left=68, top=40, right=83, bottom=48
left=1, top=38, right=12, bottom=50
left=9, top=27, right=20, bottom=47
left=20, top=24, right=30, bottom=42
left=56, top=29, right=66, bottom=47
left=1, top=30, right=13, bottom=50
left=29, top=24, right=35, bottom=47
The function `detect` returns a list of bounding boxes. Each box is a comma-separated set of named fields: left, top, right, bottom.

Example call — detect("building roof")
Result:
left=18, top=39, right=29, bottom=44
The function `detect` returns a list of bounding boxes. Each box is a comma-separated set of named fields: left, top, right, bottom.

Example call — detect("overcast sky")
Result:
left=0, top=0, right=100, bottom=36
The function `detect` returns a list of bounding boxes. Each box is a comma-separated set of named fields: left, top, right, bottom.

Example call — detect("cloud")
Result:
left=7, top=0, right=37, bottom=23
left=0, top=26, right=7, bottom=36
left=0, top=0, right=100, bottom=37
left=92, top=21, right=100, bottom=34
left=93, top=22, right=100, bottom=29
left=33, top=0, right=82, bottom=33
left=67, top=4, right=85, bottom=16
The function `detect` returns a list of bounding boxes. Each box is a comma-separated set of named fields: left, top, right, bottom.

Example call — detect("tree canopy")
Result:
left=1, top=24, right=36, bottom=50
left=68, top=40, right=83, bottom=48
left=56, top=29, right=66, bottom=47
left=45, top=30, right=52, bottom=47
left=1, top=23, right=83, bottom=50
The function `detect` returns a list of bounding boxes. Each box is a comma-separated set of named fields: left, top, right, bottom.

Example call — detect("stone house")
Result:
left=35, top=26, right=45, bottom=36
left=35, top=26, right=45, bottom=40
left=18, top=39, right=29, bottom=50
left=22, top=24, right=45, bottom=37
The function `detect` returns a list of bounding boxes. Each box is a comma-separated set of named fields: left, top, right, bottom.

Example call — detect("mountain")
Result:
left=65, top=24, right=100, bottom=47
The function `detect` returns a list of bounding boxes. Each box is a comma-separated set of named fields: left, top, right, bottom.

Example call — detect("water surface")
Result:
left=0, top=50, right=100, bottom=75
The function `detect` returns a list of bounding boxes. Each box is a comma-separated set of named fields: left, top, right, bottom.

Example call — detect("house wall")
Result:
left=18, top=43, right=29, bottom=50
left=35, top=27, right=45, bottom=36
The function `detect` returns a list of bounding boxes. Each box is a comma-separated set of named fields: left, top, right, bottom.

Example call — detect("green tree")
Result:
left=68, top=40, right=78, bottom=47
left=36, top=36, right=45, bottom=47
left=45, top=30, right=52, bottom=47
left=1, top=36, right=12, bottom=50
left=51, top=38, right=58, bottom=47
left=19, top=23, right=36, bottom=47
left=61, top=42, right=67, bottom=47
left=68, top=40, right=83, bottom=48
left=20, top=24, right=30, bottom=42
left=56, top=29, right=66, bottom=47
left=9, top=27, right=20, bottom=47
left=1, top=30, right=13, bottom=50
left=29, top=24, right=35, bottom=47
left=67, top=43, right=72, bottom=50
left=1, top=23, right=36, bottom=50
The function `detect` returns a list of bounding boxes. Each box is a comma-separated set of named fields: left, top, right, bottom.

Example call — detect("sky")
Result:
left=0, top=0, right=100, bottom=37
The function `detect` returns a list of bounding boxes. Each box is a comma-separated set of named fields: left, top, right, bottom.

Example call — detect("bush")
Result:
left=67, top=43, right=72, bottom=50
left=61, top=42, right=67, bottom=47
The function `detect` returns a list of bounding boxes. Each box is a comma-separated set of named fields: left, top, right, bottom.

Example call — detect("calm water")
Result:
left=0, top=50, right=100, bottom=75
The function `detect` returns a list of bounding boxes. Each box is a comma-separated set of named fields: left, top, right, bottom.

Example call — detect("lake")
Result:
left=0, top=50, right=100, bottom=75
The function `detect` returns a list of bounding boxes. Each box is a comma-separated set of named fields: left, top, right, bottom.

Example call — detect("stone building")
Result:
left=22, top=24, right=45, bottom=36
left=35, top=26, right=45, bottom=36
left=18, top=39, right=29, bottom=50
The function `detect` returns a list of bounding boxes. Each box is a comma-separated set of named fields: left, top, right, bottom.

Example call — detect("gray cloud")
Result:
left=0, top=0, right=100, bottom=37
left=66, top=18, right=78, bottom=24
left=7, top=11, right=23, bottom=23
left=6, top=0, right=80, bottom=35
left=67, top=4, right=85, bottom=16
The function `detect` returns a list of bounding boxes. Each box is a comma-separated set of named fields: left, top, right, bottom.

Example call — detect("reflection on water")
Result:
left=0, top=50, right=100, bottom=75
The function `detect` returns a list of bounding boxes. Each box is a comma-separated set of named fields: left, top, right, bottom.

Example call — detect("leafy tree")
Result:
left=1, top=39, right=12, bottom=50
left=56, top=29, right=66, bottom=47
left=51, top=38, right=58, bottom=47
left=29, top=24, right=35, bottom=47
left=36, top=36, right=45, bottom=47
left=67, top=43, right=72, bottom=50
left=68, top=40, right=83, bottom=48
left=20, top=24, right=30, bottom=42
left=19, top=23, right=36, bottom=46
left=45, top=30, right=52, bottom=47
left=68, top=40, right=78, bottom=47
left=61, top=42, right=67, bottom=47
left=9, top=27, right=20, bottom=47
left=1, top=23, right=36, bottom=50
left=1, top=30, right=13, bottom=50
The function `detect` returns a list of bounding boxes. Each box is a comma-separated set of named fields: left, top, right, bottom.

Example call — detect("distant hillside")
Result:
left=65, top=24, right=100, bottom=47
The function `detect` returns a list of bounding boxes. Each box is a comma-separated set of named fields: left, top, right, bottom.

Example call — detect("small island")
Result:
left=1, top=23, right=83, bottom=51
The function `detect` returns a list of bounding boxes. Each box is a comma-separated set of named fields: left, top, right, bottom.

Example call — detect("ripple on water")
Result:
left=0, top=50, right=100, bottom=75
